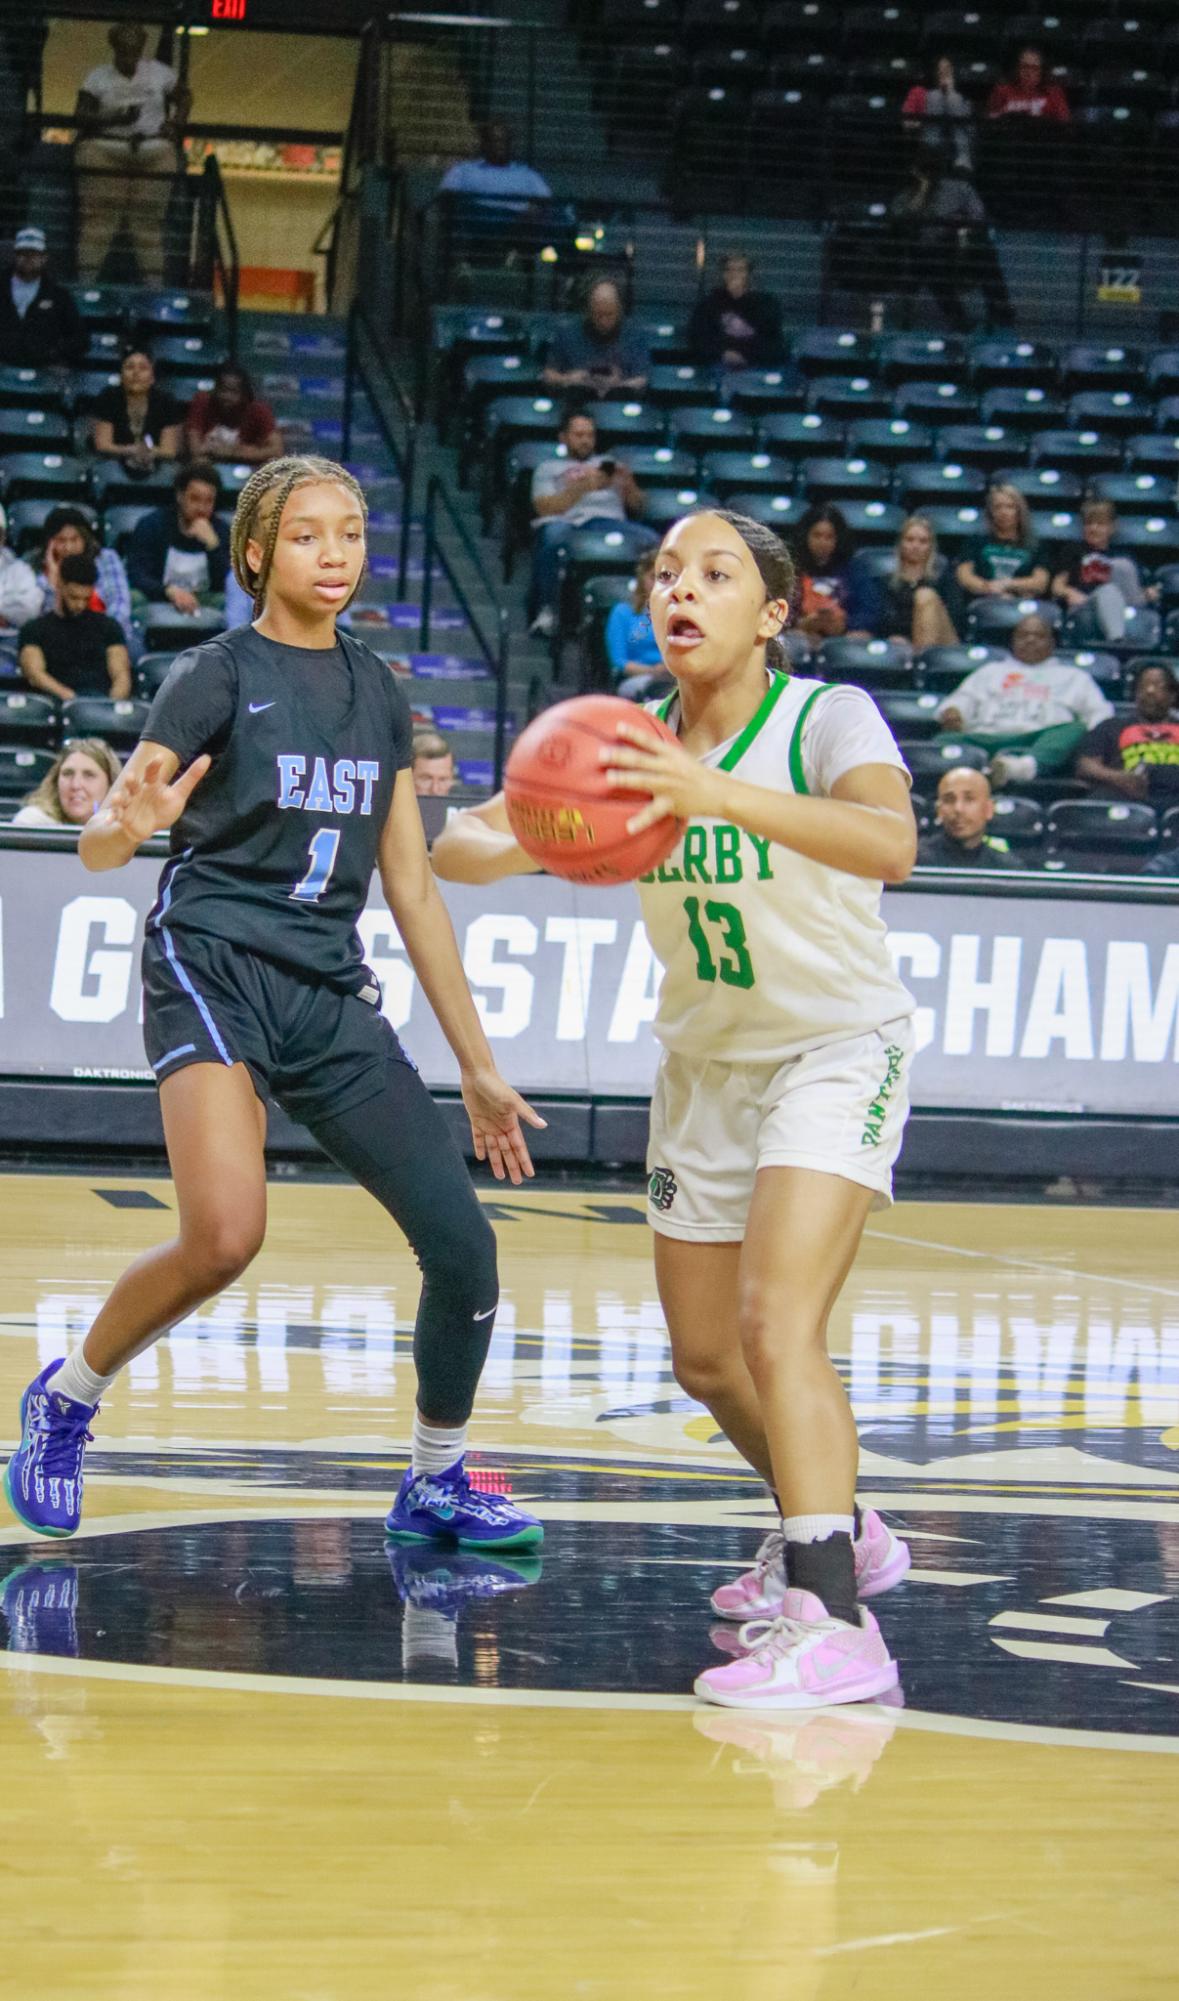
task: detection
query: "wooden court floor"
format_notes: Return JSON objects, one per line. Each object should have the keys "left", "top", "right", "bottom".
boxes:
{"left": 2, "top": 1171, "right": 1177, "bottom": 2000}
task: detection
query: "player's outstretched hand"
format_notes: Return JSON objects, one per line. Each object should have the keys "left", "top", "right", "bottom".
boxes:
{"left": 107, "top": 753, "right": 211, "bottom": 847}
{"left": 461, "top": 1066, "right": 547, "bottom": 1185}
{"left": 602, "top": 719, "right": 724, "bottom": 834}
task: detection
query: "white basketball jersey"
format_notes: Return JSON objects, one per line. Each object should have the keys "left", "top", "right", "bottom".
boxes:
{"left": 637, "top": 670, "right": 914, "bottom": 1061}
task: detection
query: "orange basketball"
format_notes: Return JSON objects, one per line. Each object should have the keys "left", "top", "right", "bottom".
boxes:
{"left": 504, "top": 694, "right": 686, "bottom": 885}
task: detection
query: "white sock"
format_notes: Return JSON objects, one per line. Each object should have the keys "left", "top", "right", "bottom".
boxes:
{"left": 49, "top": 1349, "right": 118, "bottom": 1408}
{"left": 411, "top": 1412, "right": 468, "bottom": 1477}
{"left": 781, "top": 1513, "right": 855, "bottom": 1544}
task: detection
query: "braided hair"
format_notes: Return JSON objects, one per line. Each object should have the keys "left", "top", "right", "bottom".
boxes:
{"left": 229, "top": 455, "right": 368, "bottom": 612}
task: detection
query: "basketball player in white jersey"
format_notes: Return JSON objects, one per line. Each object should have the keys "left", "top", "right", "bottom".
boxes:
{"left": 432, "top": 509, "right": 916, "bottom": 1708}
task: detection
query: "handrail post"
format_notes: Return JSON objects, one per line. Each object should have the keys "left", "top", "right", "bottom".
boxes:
{"left": 342, "top": 300, "right": 356, "bottom": 461}
{"left": 419, "top": 476, "right": 436, "bottom": 649}
{"left": 398, "top": 420, "right": 415, "bottom": 600}
{"left": 493, "top": 605, "right": 511, "bottom": 790}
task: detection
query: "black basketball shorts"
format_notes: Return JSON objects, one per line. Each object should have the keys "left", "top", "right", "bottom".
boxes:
{"left": 142, "top": 926, "right": 409, "bottom": 1124}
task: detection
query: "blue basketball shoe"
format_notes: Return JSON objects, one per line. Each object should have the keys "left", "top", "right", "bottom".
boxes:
{"left": 387, "top": 1544, "right": 543, "bottom": 1613}
{"left": 385, "top": 1460, "right": 544, "bottom": 1550}
{"left": 1, "top": 1562, "right": 80, "bottom": 1657}
{"left": 3, "top": 1360, "right": 97, "bottom": 1539}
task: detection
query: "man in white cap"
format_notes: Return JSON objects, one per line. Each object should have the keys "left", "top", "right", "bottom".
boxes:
{"left": 0, "top": 503, "right": 41, "bottom": 635}
{"left": 0, "top": 225, "right": 87, "bottom": 369}
{"left": 74, "top": 22, "right": 190, "bottom": 283}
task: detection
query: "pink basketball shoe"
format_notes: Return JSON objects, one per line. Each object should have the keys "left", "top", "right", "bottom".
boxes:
{"left": 694, "top": 1588, "right": 899, "bottom": 1710}
{"left": 709, "top": 1511, "right": 910, "bottom": 1621}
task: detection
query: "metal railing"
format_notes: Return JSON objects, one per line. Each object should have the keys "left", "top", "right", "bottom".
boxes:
{"left": 419, "top": 473, "right": 512, "bottom": 787}
{"left": 342, "top": 298, "right": 418, "bottom": 598}
{"left": 193, "top": 153, "right": 239, "bottom": 349}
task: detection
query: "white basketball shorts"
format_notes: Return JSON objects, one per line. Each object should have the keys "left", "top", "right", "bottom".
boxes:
{"left": 645, "top": 1017, "right": 914, "bottom": 1241}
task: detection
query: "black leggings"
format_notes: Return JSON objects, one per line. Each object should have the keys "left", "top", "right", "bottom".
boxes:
{"left": 307, "top": 1058, "right": 499, "bottom": 1427}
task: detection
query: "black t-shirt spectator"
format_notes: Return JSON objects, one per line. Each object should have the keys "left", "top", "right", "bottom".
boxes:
{"left": 92, "top": 383, "right": 184, "bottom": 448}
{"left": 1080, "top": 713, "right": 1179, "bottom": 800}
{"left": 0, "top": 273, "right": 87, "bottom": 369}
{"left": 127, "top": 505, "right": 229, "bottom": 601}
{"left": 917, "top": 828, "right": 1024, "bottom": 868}
{"left": 687, "top": 286, "right": 784, "bottom": 369}
{"left": 18, "top": 608, "right": 125, "bottom": 695}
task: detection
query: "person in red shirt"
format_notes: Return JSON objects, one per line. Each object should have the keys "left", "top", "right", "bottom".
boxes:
{"left": 987, "top": 47, "right": 1070, "bottom": 122}
{"left": 185, "top": 361, "right": 283, "bottom": 465}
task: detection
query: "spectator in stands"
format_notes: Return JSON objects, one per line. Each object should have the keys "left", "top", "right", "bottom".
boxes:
{"left": 875, "top": 514, "right": 962, "bottom": 649}
{"left": 1051, "top": 500, "right": 1157, "bottom": 642}
{"left": 936, "top": 609, "right": 1113, "bottom": 787}
{"left": 543, "top": 280, "right": 650, "bottom": 401}
{"left": 956, "top": 483, "right": 1050, "bottom": 602}
{"left": 73, "top": 21, "right": 189, "bottom": 284}
{"left": 687, "top": 252, "right": 784, "bottom": 373}
{"left": 606, "top": 551, "right": 670, "bottom": 701}
{"left": 185, "top": 362, "right": 283, "bottom": 466}
{"left": 791, "top": 503, "right": 876, "bottom": 649}
{"left": 19, "top": 554, "right": 132, "bottom": 701}
{"left": 127, "top": 461, "right": 227, "bottom": 613}
{"left": 529, "top": 407, "right": 653, "bottom": 636}
{"left": 412, "top": 727, "right": 458, "bottom": 798}
{"left": 889, "top": 150, "right": 1013, "bottom": 333}
{"left": 91, "top": 344, "right": 184, "bottom": 478}
{"left": 440, "top": 121, "right": 551, "bottom": 211}
{"left": 902, "top": 56, "right": 975, "bottom": 173}
{"left": 987, "top": 47, "right": 1070, "bottom": 123}
{"left": 0, "top": 226, "right": 86, "bottom": 370}
{"left": 10, "top": 737, "right": 121, "bottom": 829}
{"left": 36, "top": 506, "right": 134, "bottom": 649}
{"left": 1076, "top": 662, "right": 1179, "bottom": 806}
{"left": 0, "top": 502, "right": 41, "bottom": 633}
{"left": 917, "top": 766, "right": 1024, "bottom": 868}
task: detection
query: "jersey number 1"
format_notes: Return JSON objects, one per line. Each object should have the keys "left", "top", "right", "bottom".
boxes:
{"left": 683, "top": 896, "right": 755, "bottom": 989}
{"left": 291, "top": 828, "right": 341, "bottom": 903}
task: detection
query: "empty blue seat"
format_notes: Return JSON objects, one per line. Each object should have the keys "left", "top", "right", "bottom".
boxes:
{"left": 794, "top": 329, "right": 876, "bottom": 376}
{"left": 1089, "top": 471, "right": 1174, "bottom": 514}
{"left": 816, "top": 637, "right": 915, "bottom": 689}
{"left": 1068, "top": 390, "right": 1153, "bottom": 434}
{"left": 893, "top": 381, "right": 980, "bottom": 425}
{"left": 757, "top": 411, "right": 845, "bottom": 457}
{"left": 971, "top": 338, "right": 1058, "bottom": 389}
{"left": 895, "top": 461, "right": 987, "bottom": 510}
{"left": 845, "top": 417, "right": 933, "bottom": 464}
{"left": 1, "top": 454, "right": 90, "bottom": 502}
{"left": 1061, "top": 342, "right": 1146, "bottom": 392}
{"left": 966, "top": 596, "right": 1060, "bottom": 644}
{"left": 917, "top": 642, "right": 1011, "bottom": 692}
{"left": 1027, "top": 428, "right": 1123, "bottom": 475}
{"left": 61, "top": 697, "right": 151, "bottom": 751}
{"left": 807, "top": 376, "right": 892, "bottom": 421}
{"left": 935, "top": 424, "right": 1025, "bottom": 470}
{"left": 800, "top": 455, "right": 892, "bottom": 502}
{"left": 700, "top": 450, "right": 795, "bottom": 498}
{"left": 878, "top": 333, "right": 969, "bottom": 384}
{"left": 668, "top": 405, "right": 758, "bottom": 454}
{"left": 0, "top": 691, "right": 57, "bottom": 748}
{"left": 1046, "top": 798, "right": 1158, "bottom": 872}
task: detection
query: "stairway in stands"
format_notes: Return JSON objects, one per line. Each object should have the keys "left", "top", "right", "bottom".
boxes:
{"left": 237, "top": 309, "right": 539, "bottom": 789}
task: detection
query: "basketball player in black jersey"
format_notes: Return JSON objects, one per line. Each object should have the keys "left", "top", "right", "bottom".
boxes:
{"left": 4, "top": 455, "right": 545, "bottom": 1551}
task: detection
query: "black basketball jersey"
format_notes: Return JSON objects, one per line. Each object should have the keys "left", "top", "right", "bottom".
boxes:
{"left": 141, "top": 623, "right": 414, "bottom": 987}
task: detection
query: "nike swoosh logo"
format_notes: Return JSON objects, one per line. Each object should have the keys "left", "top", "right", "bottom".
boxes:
{"left": 248, "top": 700, "right": 275, "bottom": 714}
{"left": 473, "top": 1306, "right": 497, "bottom": 1321}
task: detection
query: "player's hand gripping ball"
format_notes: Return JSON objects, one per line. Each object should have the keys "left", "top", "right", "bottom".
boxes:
{"left": 505, "top": 695, "right": 686, "bottom": 884}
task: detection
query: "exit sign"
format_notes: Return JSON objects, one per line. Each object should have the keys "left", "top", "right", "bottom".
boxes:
{"left": 211, "top": 0, "right": 248, "bottom": 19}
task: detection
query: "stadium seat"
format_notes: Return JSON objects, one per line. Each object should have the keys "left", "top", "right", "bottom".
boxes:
{"left": 722, "top": 491, "right": 806, "bottom": 532}
{"left": 763, "top": 2, "right": 845, "bottom": 54}
{"left": 593, "top": 402, "right": 667, "bottom": 451}
{"left": 971, "top": 339, "right": 1058, "bottom": 390}
{"left": 1063, "top": 601, "right": 1164, "bottom": 653}
{"left": 599, "top": 0, "right": 679, "bottom": 38}
{"left": 1123, "top": 432, "right": 1179, "bottom": 477}
{"left": 1068, "top": 390, "right": 1153, "bottom": 435}
{"left": 641, "top": 485, "right": 720, "bottom": 529}
{"left": 1150, "top": 570, "right": 1179, "bottom": 612}
{"left": 816, "top": 637, "right": 915, "bottom": 690}
{"left": 895, "top": 462, "right": 987, "bottom": 510}
{"left": 680, "top": 0, "right": 760, "bottom": 44}
{"left": 807, "top": 376, "right": 892, "bottom": 421}
{"left": 794, "top": 330, "right": 876, "bottom": 378}
{"left": 990, "top": 793, "right": 1047, "bottom": 854}
{"left": 700, "top": 451, "right": 795, "bottom": 498}
{"left": 0, "top": 368, "right": 70, "bottom": 416}
{"left": 668, "top": 406, "right": 758, "bottom": 455}
{"left": 1050, "top": 647, "right": 1123, "bottom": 691}
{"left": 0, "top": 454, "right": 90, "bottom": 503}
{"left": 757, "top": 411, "right": 846, "bottom": 458}
{"left": 1027, "top": 428, "right": 1123, "bottom": 476}
{"left": 800, "top": 456, "right": 892, "bottom": 503}
{"left": 1107, "top": 518, "right": 1179, "bottom": 566}
{"left": 878, "top": 334, "right": 969, "bottom": 385}
{"left": 1061, "top": 343, "right": 1146, "bottom": 393}
{"left": 1145, "top": 350, "right": 1179, "bottom": 398}
{"left": 0, "top": 408, "right": 73, "bottom": 456}
{"left": 845, "top": 418, "right": 933, "bottom": 465}
{"left": 693, "top": 44, "right": 762, "bottom": 90}
{"left": 876, "top": 689, "right": 943, "bottom": 739}
{"left": 646, "top": 364, "right": 718, "bottom": 410}
{"left": 135, "top": 652, "right": 178, "bottom": 698}
{"left": 138, "top": 291, "right": 214, "bottom": 335}
{"left": 0, "top": 691, "right": 57, "bottom": 749}
{"left": 836, "top": 498, "right": 905, "bottom": 545}
{"left": 749, "top": 88, "right": 822, "bottom": 208}
{"left": 100, "top": 502, "right": 158, "bottom": 553}
{"left": 916, "top": 642, "right": 1011, "bottom": 694}
{"left": 1046, "top": 798, "right": 1159, "bottom": 872}
{"left": 618, "top": 445, "right": 697, "bottom": 489}
{"left": 0, "top": 746, "right": 54, "bottom": 805}
{"left": 967, "top": 597, "right": 1060, "bottom": 644}
{"left": 936, "top": 424, "right": 1024, "bottom": 471}
{"left": 728, "top": 369, "right": 807, "bottom": 416}
{"left": 980, "top": 388, "right": 1067, "bottom": 431}
{"left": 1004, "top": 467, "right": 1084, "bottom": 508}
{"left": 4, "top": 496, "right": 96, "bottom": 552}
{"left": 902, "top": 738, "right": 989, "bottom": 783}
{"left": 60, "top": 697, "right": 150, "bottom": 751}
{"left": 91, "top": 462, "right": 176, "bottom": 505}
{"left": 893, "top": 382, "right": 980, "bottom": 426}
{"left": 483, "top": 396, "right": 563, "bottom": 483}
{"left": 143, "top": 605, "right": 227, "bottom": 653}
